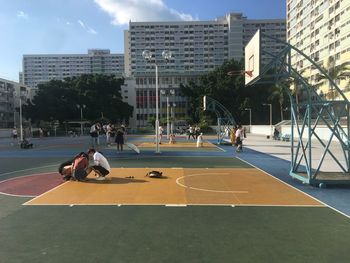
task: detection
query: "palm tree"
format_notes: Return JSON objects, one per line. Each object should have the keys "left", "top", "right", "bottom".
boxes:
{"left": 316, "top": 58, "right": 350, "bottom": 100}
{"left": 286, "top": 69, "right": 306, "bottom": 121}
{"left": 269, "top": 83, "right": 288, "bottom": 122}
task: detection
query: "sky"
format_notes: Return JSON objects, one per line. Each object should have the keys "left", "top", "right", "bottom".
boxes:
{"left": 0, "top": 0, "right": 286, "bottom": 82}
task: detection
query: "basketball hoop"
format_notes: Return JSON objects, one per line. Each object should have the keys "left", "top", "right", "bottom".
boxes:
{"left": 227, "top": 70, "right": 253, "bottom": 77}
{"left": 245, "top": 70, "right": 253, "bottom": 77}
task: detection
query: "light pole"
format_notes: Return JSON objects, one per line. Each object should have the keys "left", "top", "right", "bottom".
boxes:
{"left": 263, "top": 103, "right": 272, "bottom": 137}
{"left": 160, "top": 89, "right": 175, "bottom": 139}
{"left": 171, "top": 102, "right": 176, "bottom": 134}
{"left": 142, "top": 50, "right": 173, "bottom": 153}
{"left": 244, "top": 108, "right": 252, "bottom": 132}
{"left": 14, "top": 91, "right": 24, "bottom": 141}
{"left": 76, "top": 104, "right": 86, "bottom": 136}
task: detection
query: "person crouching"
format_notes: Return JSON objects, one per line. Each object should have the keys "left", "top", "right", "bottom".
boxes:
{"left": 87, "top": 148, "right": 111, "bottom": 181}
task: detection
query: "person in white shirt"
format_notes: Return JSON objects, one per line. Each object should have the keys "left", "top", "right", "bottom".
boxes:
{"left": 235, "top": 125, "right": 243, "bottom": 152}
{"left": 196, "top": 133, "right": 203, "bottom": 148}
{"left": 12, "top": 127, "right": 18, "bottom": 145}
{"left": 87, "top": 148, "right": 111, "bottom": 180}
{"left": 158, "top": 126, "right": 164, "bottom": 144}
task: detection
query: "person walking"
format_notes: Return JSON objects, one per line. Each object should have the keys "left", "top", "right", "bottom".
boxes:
{"left": 235, "top": 125, "right": 243, "bottom": 152}
{"left": 12, "top": 127, "right": 18, "bottom": 145}
{"left": 158, "top": 125, "right": 164, "bottom": 144}
{"left": 89, "top": 123, "right": 100, "bottom": 149}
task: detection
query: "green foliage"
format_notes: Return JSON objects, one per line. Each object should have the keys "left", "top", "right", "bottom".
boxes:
{"left": 180, "top": 58, "right": 282, "bottom": 125}
{"left": 23, "top": 74, "right": 133, "bottom": 123}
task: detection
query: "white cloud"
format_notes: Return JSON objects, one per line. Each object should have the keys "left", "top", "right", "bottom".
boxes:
{"left": 77, "top": 20, "right": 97, "bottom": 34}
{"left": 94, "top": 0, "right": 195, "bottom": 26}
{"left": 17, "top": 11, "right": 28, "bottom": 19}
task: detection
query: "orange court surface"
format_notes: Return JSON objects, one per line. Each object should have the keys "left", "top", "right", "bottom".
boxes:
{"left": 25, "top": 167, "right": 323, "bottom": 207}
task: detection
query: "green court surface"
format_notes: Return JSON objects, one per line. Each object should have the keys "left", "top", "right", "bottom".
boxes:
{"left": 0, "top": 205, "right": 349, "bottom": 263}
{"left": 1, "top": 137, "right": 350, "bottom": 262}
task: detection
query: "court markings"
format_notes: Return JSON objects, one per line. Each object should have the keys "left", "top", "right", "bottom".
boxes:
{"left": 176, "top": 173, "right": 248, "bottom": 194}
{"left": 236, "top": 156, "right": 350, "bottom": 219}
{"left": 22, "top": 181, "right": 69, "bottom": 206}
{"left": 0, "top": 164, "right": 59, "bottom": 178}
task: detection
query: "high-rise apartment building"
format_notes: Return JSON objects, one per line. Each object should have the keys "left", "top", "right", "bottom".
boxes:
{"left": 287, "top": 0, "right": 350, "bottom": 99}
{"left": 124, "top": 13, "right": 286, "bottom": 127}
{"left": 22, "top": 49, "right": 124, "bottom": 89}
{"left": 0, "top": 77, "right": 30, "bottom": 128}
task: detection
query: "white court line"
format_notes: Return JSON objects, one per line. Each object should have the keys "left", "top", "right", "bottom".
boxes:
{"left": 22, "top": 181, "right": 69, "bottom": 205}
{"left": 0, "top": 164, "right": 59, "bottom": 178}
{"left": 210, "top": 142, "right": 226, "bottom": 152}
{"left": 236, "top": 156, "right": 350, "bottom": 219}
{"left": 0, "top": 172, "right": 60, "bottom": 198}
{"left": 176, "top": 173, "right": 249, "bottom": 194}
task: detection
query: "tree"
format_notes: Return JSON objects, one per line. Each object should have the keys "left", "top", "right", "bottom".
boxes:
{"left": 268, "top": 83, "right": 289, "bottom": 122}
{"left": 180, "top": 58, "right": 278, "bottom": 125}
{"left": 23, "top": 74, "right": 133, "bottom": 124}
{"left": 316, "top": 59, "right": 350, "bottom": 100}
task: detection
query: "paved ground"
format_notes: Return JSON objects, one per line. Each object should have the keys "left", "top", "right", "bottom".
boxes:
{"left": 1, "top": 134, "right": 350, "bottom": 262}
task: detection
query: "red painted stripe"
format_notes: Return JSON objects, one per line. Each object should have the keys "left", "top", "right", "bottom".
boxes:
{"left": 0, "top": 173, "right": 64, "bottom": 196}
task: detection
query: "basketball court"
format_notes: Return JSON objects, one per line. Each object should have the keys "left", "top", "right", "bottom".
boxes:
{"left": 0, "top": 135, "right": 350, "bottom": 263}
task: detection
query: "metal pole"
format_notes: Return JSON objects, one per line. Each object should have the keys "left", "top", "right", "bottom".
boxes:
{"left": 80, "top": 107, "right": 83, "bottom": 136}
{"left": 249, "top": 109, "right": 252, "bottom": 132}
{"left": 270, "top": 104, "right": 272, "bottom": 137}
{"left": 166, "top": 95, "right": 169, "bottom": 139}
{"left": 19, "top": 96, "right": 23, "bottom": 141}
{"left": 171, "top": 105, "right": 174, "bottom": 134}
{"left": 155, "top": 64, "right": 160, "bottom": 153}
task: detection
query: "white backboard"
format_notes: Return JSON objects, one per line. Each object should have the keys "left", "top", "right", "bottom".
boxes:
{"left": 245, "top": 29, "right": 261, "bottom": 86}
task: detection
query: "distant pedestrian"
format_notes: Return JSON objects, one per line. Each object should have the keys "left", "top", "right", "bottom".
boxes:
{"left": 188, "top": 126, "right": 195, "bottom": 140}
{"left": 115, "top": 127, "right": 124, "bottom": 152}
{"left": 39, "top": 128, "right": 44, "bottom": 138}
{"left": 235, "top": 125, "right": 243, "bottom": 152}
{"left": 169, "top": 133, "right": 176, "bottom": 144}
{"left": 89, "top": 123, "right": 100, "bottom": 149}
{"left": 230, "top": 126, "right": 237, "bottom": 146}
{"left": 12, "top": 127, "right": 18, "bottom": 145}
{"left": 196, "top": 132, "right": 203, "bottom": 148}
{"left": 195, "top": 126, "right": 201, "bottom": 139}
{"left": 159, "top": 126, "right": 164, "bottom": 144}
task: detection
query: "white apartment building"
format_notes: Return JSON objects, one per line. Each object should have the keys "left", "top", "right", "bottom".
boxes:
{"left": 287, "top": 0, "right": 350, "bottom": 99}
{"left": 22, "top": 49, "right": 124, "bottom": 89}
{"left": 244, "top": 19, "right": 286, "bottom": 66}
{"left": 124, "top": 13, "right": 286, "bottom": 127}
{"left": 0, "top": 77, "right": 30, "bottom": 128}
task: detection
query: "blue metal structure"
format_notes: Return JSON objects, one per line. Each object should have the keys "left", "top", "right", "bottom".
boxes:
{"left": 250, "top": 32, "right": 350, "bottom": 186}
{"left": 203, "top": 96, "right": 237, "bottom": 144}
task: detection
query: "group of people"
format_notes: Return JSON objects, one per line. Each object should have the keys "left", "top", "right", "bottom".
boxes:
{"left": 230, "top": 125, "right": 246, "bottom": 152}
{"left": 187, "top": 125, "right": 201, "bottom": 140}
{"left": 90, "top": 123, "right": 126, "bottom": 151}
{"left": 58, "top": 148, "right": 111, "bottom": 182}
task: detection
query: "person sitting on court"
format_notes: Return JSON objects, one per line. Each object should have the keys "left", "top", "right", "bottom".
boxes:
{"left": 58, "top": 152, "right": 89, "bottom": 181}
{"left": 87, "top": 148, "right": 111, "bottom": 181}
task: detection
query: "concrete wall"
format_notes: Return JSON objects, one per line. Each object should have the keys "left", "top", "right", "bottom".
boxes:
{"left": 247, "top": 125, "right": 347, "bottom": 142}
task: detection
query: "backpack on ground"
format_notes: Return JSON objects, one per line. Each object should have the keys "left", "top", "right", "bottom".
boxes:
{"left": 146, "top": 170, "right": 163, "bottom": 178}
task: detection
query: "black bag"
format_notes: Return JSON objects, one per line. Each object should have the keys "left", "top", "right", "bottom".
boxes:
{"left": 146, "top": 171, "right": 163, "bottom": 178}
